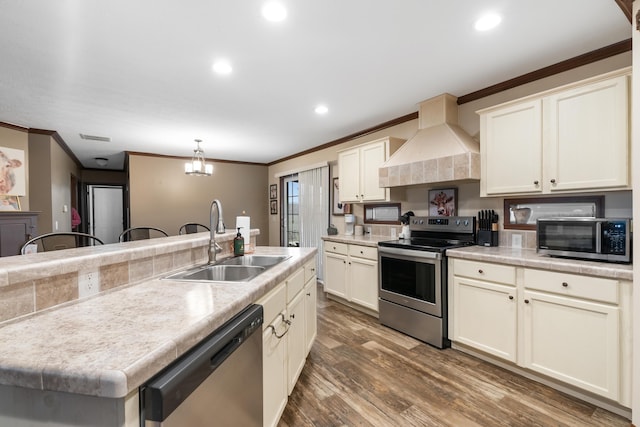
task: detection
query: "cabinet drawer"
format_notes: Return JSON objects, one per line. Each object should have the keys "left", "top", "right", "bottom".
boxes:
{"left": 348, "top": 244, "right": 377, "bottom": 260}
{"left": 257, "top": 282, "right": 286, "bottom": 327}
{"left": 286, "top": 268, "right": 305, "bottom": 303}
{"left": 304, "top": 260, "right": 317, "bottom": 283}
{"left": 524, "top": 269, "right": 618, "bottom": 304}
{"left": 325, "top": 241, "right": 348, "bottom": 255}
{"left": 453, "top": 259, "right": 516, "bottom": 285}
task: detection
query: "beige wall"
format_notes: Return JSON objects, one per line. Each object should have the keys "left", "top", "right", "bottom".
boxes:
{"left": 267, "top": 53, "right": 633, "bottom": 246}
{"left": 0, "top": 126, "right": 30, "bottom": 210}
{"left": 28, "top": 133, "right": 80, "bottom": 234}
{"left": 128, "top": 154, "right": 269, "bottom": 244}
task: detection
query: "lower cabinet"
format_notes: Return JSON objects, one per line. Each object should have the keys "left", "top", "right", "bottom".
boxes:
{"left": 450, "top": 258, "right": 630, "bottom": 407}
{"left": 257, "top": 257, "right": 317, "bottom": 427}
{"left": 323, "top": 241, "right": 379, "bottom": 313}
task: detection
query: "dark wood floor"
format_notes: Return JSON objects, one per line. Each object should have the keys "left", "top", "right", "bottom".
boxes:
{"left": 279, "top": 284, "right": 630, "bottom": 427}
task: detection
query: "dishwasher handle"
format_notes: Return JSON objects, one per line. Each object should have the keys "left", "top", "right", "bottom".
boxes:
{"left": 210, "top": 336, "right": 242, "bottom": 370}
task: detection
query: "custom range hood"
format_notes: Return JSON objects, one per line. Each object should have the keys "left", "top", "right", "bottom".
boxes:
{"left": 379, "top": 93, "right": 480, "bottom": 187}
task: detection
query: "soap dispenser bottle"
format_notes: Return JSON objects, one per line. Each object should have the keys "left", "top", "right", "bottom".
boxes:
{"left": 234, "top": 227, "right": 244, "bottom": 256}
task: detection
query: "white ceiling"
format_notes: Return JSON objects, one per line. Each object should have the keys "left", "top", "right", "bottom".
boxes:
{"left": 0, "top": 1, "right": 631, "bottom": 170}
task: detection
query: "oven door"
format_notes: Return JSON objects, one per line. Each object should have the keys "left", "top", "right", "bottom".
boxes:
{"left": 378, "top": 246, "right": 442, "bottom": 317}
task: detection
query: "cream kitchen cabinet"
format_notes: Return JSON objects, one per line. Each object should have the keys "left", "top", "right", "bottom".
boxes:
{"left": 323, "top": 241, "right": 379, "bottom": 314}
{"left": 257, "top": 258, "right": 317, "bottom": 427}
{"left": 479, "top": 68, "right": 630, "bottom": 197}
{"left": 522, "top": 269, "right": 621, "bottom": 401}
{"left": 448, "top": 256, "right": 632, "bottom": 407}
{"left": 451, "top": 259, "right": 517, "bottom": 362}
{"left": 337, "top": 137, "right": 404, "bottom": 203}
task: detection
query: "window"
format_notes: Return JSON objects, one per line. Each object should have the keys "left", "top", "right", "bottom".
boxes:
{"left": 283, "top": 175, "right": 299, "bottom": 247}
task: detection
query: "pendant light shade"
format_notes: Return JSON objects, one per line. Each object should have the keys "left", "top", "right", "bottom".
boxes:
{"left": 185, "top": 139, "right": 213, "bottom": 176}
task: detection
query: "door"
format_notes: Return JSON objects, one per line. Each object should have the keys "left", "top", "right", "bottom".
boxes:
{"left": 359, "top": 141, "right": 386, "bottom": 201}
{"left": 282, "top": 175, "right": 299, "bottom": 247}
{"left": 481, "top": 99, "right": 543, "bottom": 195}
{"left": 337, "top": 148, "right": 360, "bottom": 203}
{"left": 324, "top": 251, "right": 347, "bottom": 299}
{"left": 88, "top": 185, "right": 124, "bottom": 244}
{"left": 522, "top": 290, "right": 619, "bottom": 400}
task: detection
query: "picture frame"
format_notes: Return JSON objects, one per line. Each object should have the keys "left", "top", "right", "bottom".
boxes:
{"left": 332, "top": 177, "right": 351, "bottom": 215}
{"left": 269, "top": 184, "right": 277, "bottom": 200}
{"left": 0, "top": 146, "right": 26, "bottom": 196}
{"left": 0, "top": 195, "right": 21, "bottom": 211}
{"left": 428, "top": 188, "right": 457, "bottom": 217}
{"left": 270, "top": 199, "right": 278, "bottom": 215}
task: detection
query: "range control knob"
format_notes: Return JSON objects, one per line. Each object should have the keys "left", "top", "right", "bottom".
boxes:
{"left": 464, "top": 220, "right": 469, "bottom": 226}
{"left": 456, "top": 220, "right": 461, "bottom": 226}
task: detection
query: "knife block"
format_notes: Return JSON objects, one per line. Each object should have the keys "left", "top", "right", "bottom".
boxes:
{"left": 478, "top": 230, "right": 499, "bottom": 247}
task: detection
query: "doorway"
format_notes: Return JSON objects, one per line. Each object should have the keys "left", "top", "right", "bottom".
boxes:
{"left": 87, "top": 185, "right": 124, "bottom": 244}
{"left": 282, "top": 175, "right": 299, "bottom": 247}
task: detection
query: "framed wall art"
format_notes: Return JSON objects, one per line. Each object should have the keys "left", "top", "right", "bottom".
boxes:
{"left": 0, "top": 146, "right": 26, "bottom": 196}
{"left": 428, "top": 188, "right": 457, "bottom": 217}
{"left": 270, "top": 199, "right": 278, "bottom": 215}
{"left": 269, "top": 184, "right": 277, "bottom": 200}
{"left": 0, "top": 195, "right": 21, "bottom": 211}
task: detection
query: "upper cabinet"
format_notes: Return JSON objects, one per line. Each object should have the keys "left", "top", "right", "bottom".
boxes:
{"left": 338, "top": 137, "right": 405, "bottom": 203}
{"left": 478, "top": 68, "right": 630, "bottom": 197}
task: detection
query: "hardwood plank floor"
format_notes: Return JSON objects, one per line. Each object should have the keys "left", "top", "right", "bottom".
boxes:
{"left": 279, "top": 284, "right": 630, "bottom": 427}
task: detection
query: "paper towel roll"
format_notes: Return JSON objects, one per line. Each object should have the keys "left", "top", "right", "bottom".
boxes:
{"left": 235, "top": 216, "right": 250, "bottom": 239}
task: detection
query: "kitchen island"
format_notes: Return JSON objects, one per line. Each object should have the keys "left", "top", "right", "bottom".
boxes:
{"left": 0, "top": 231, "right": 316, "bottom": 426}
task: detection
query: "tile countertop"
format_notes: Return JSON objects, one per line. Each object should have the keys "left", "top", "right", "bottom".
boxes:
{"left": 447, "top": 246, "right": 632, "bottom": 281}
{"left": 322, "top": 234, "right": 392, "bottom": 247}
{"left": 0, "top": 246, "right": 316, "bottom": 399}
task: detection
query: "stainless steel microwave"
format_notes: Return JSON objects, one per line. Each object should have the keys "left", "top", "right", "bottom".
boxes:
{"left": 537, "top": 217, "right": 631, "bottom": 264}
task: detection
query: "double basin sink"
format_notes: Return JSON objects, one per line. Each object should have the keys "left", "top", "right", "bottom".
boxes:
{"left": 164, "top": 255, "right": 291, "bottom": 283}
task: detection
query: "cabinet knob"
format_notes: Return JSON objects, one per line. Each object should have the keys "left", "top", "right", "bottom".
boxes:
{"left": 533, "top": 180, "right": 539, "bottom": 185}
{"left": 524, "top": 299, "right": 530, "bottom": 304}
{"left": 508, "top": 295, "right": 514, "bottom": 300}
{"left": 360, "top": 250, "right": 364, "bottom": 254}
{"left": 343, "top": 260, "right": 346, "bottom": 264}
{"left": 550, "top": 179, "right": 556, "bottom": 184}
{"left": 562, "top": 282, "right": 568, "bottom": 287}
{"left": 290, "top": 313, "right": 295, "bottom": 319}
{"left": 306, "top": 292, "right": 311, "bottom": 296}
{"left": 478, "top": 269, "right": 484, "bottom": 274}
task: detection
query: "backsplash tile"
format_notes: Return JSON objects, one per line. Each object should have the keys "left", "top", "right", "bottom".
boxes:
{"left": 100, "top": 262, "right": 129, "bottom": 292}
{"left": 35, "top": 272, "right": 78, "bottom": 311}
{"left": 0, "top": 282, "right": 34, "bottom": 322}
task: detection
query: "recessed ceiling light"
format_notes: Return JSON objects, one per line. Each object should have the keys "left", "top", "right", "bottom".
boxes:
{"left": 212, "top": 59, "right": 233, "bottom": 75}
{"left": 262, "top": 1, "right": 287, "bottom": 22}
{"left": 474, "top": 13, "right": 501, "bottom": 31}
{"left": 315, "top": 105, "right": 328, "bottom": 115}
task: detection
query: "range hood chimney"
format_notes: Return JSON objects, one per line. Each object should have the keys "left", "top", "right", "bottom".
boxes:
{"left": 379, "top": 93, "right": 480, "bottom": 187}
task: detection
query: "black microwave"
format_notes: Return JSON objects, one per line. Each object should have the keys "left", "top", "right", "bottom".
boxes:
{"left": 537, "top": 217, "right": 631, "bottom": 264}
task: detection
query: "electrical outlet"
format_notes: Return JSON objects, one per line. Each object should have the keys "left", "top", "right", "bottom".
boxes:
{"left": 512, "top": 234, "right": 523, "bottom": 248}
{"left": 79, "top": 270, "right": 100, "bottom": 298}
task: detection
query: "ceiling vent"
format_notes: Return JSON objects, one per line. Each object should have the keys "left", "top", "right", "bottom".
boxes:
{"left": 79, "top": 133, "right": 111, "bottom": 142}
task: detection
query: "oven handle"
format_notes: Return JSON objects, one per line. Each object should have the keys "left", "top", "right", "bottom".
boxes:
{"left": 378, "top": 246, "right": 442, "bottom": 261}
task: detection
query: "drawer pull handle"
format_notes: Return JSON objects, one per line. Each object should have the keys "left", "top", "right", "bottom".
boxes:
{"left": 508, "top": 295, "right": 514, "bottom": 300}
{"left": 524, "top": 299, "right": 530, "bottom": 304}
{"left": 478, "top": 269, "right": 484, "bottom": 274}
{"left": 562, "top": 282, "right": 568, "bottom": 287}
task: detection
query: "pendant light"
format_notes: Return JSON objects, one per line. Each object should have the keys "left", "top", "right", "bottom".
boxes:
{"left": 185, "top": 139, "right": 213, "bottom": 176}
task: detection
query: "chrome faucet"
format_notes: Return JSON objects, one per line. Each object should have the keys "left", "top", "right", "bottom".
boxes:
{"left": 208, "top": 199, "right": 225, "bottom": 264}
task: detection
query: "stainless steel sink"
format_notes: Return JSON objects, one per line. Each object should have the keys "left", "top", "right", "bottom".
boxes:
{"left": 163, "top": 254, "right": 291, "bottom": 283}
{"left": 165, "top": 265, "right": 266, "bottom": 282}
{"left": 218, "top": 255, "right": 291, "bottom": 268}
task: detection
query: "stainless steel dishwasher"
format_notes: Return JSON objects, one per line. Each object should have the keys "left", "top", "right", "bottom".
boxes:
{"left": 140, "top": 304, "right": 263, "bottom": 427}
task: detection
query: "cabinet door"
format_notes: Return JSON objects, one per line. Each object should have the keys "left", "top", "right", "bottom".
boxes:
{"left": 452, "top": 277, "right": 517, "bottom": 362}
{"left": 522, "top": 290, "right": 620, "bottom": 400}
{"left": 359, "top": 141, "right": 387, "bottom": 201}
{"left": 324, "top": 252, "right": 348, "bottom": 299}
{"left": 304, "top": 279, "right": 317, "bottom": 355}
{"left": 348, "top": 257, "right": 378, "bottom": 312}
{"left": 263, "top": 316, "right": 288, "bottom": 427}
{"left": 481, "top": 99, "right": 543, "bottom": 196}
{"left": 337, "top": 148, "right": 361, "bottom": 203}
{"left": 545, "top": 75, "right": 629, "bottom": 192}
{"left": 286, "top": 290, "right": 306, "bottom": 395}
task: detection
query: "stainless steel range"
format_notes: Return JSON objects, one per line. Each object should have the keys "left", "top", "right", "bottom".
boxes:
{"left": 378, "top": 216, "right": 475, "bottom": 348}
